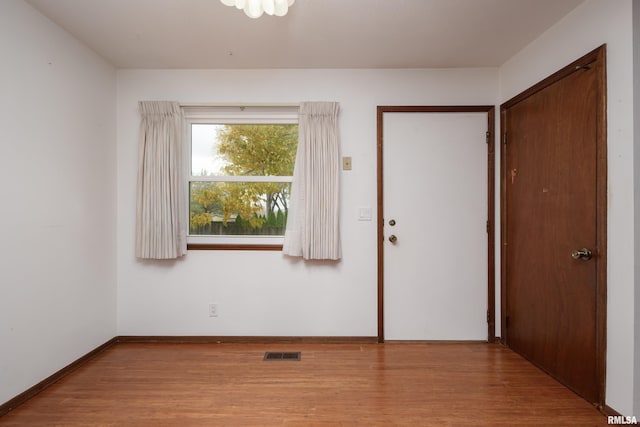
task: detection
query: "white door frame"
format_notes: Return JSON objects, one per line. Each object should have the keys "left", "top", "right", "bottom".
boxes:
{"left": 376, "top": 105, "right": 495, "bottom": 342}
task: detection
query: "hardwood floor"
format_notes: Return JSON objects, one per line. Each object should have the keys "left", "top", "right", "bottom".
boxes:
{"left": 0, "top": 343, "right": 607, "bottom": 426}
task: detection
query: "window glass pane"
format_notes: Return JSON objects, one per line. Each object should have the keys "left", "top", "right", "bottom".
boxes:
{"left": 191, "top": 123, "right": 298, "bottom": 177}
{"left": 191, "top": 124, "right": 226, "bottom": 176}
{"left": 189, "top": 182, "right": 291, "bottom": 236}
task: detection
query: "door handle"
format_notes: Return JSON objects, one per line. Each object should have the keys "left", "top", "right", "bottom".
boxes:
{"left": 389, "top": 235, "right": 398, "bottom": 244}
{"left": 571, "top": 248, "right": 592, "bottom": 261}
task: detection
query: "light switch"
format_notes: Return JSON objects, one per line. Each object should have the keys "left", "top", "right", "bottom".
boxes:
{"left": 358, "top": 207, "right": 372, "bottom": 221}
{"left": 342, "top": 156, "right": 352, "bottom": 170}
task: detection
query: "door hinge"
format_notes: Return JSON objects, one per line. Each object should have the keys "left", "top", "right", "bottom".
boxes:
{"left": 485, "top": 130, "right": 490, "bottom": 144}
{"left": 486, "top": 310, "right": 491, "bottom": 323}
{"left": 486, "top": 220, "right": 490, "bottom": 233}
{"left": 503, "top": 132, "right": 507, "bottom": 144}
{"left": 505, "top": 315, "right": 510, "bottom": 329}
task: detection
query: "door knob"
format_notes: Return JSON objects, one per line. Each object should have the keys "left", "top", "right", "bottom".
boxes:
{"left": 571, "top": 248, "right": 592, "bottom": 260}
{"left": 389, "top": 235, "right": 398, "bottom": 243}
{"left": 389, "top": 219, "right": 396, "bottom": 226}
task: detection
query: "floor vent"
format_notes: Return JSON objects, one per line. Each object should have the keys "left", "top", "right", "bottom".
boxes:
{"left": 263, "top": 352, "right": 301, "bottom": 361}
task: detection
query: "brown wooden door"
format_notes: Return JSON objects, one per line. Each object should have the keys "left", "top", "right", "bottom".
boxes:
{"left": 502, "top": 47, "right": 606, "bottom": 405}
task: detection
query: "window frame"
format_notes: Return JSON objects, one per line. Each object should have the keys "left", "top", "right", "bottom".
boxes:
{"left": 183, "top": 106, "right": 299, "bottom": 249}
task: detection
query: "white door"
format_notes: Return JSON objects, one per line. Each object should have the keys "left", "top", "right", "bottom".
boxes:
{"left": 383, "top": 111, "right": 488, "bottom": 341}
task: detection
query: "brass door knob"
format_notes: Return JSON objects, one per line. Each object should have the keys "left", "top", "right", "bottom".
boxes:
{"left": 571, "top": 248, "right": 592, "bottom": 260}
{"left": 389, "top": 235, "right": 398, "bottom": 243}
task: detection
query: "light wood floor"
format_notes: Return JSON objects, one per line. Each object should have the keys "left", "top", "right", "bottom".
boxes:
{"left": 0, "top": 343, "right": 607, "bottom": 426}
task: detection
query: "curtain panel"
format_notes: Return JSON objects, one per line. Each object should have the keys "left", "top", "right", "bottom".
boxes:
{"left": 283, "top": 102, "right": 341, "bottom": 260}
{"left": 135, "top": 101, "right": 187, "bottom": 259}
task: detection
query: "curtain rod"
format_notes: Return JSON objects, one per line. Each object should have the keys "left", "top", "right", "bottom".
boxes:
{"left": 180, "top": 102, "right": 300, "bottom": 108}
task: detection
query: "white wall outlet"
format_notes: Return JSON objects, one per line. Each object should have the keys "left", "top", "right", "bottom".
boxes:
{"left": 209, "top": 303, "right": 218, "bottom": 317}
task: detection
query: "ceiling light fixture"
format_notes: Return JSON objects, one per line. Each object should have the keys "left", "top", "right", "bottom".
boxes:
{"left": 220, "top": 0, "right": 295, "bottom": 19}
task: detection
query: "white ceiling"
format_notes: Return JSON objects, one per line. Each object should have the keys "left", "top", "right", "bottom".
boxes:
{"left": 25, "top": 0, "right": 584, "bottom": 69}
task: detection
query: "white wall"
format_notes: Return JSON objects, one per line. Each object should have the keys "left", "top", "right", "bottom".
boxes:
{"left": 499, "top": 0, "right": 635, "bottom": 415}
{"left": 0, "top": 0, "right": 117, "bottom": 405}
{"left": 116, "top": 68, "right": 499, "bottom": 336}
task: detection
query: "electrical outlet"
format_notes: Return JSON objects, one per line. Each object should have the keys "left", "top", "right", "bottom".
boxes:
{"left": 209, "top": 304, "right": 218, "bottom": 317}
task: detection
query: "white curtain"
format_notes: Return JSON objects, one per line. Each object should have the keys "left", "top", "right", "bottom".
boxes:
{"left": 135, "top": 101, "right": 187, "bottom": 259}
{"left": 283, "top": 102, "right": 341, "bottom": 260}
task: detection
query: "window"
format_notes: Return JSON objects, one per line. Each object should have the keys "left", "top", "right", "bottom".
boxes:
{"left": 184, "top": 106, "right": 298, "bottom": 247}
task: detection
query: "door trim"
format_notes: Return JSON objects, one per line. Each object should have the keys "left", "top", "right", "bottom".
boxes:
{"left": 377, "top": 105, "right": 496, "bottom": 343}
{"left": 500, "top": 45, "right": 607, "bottom": 407}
